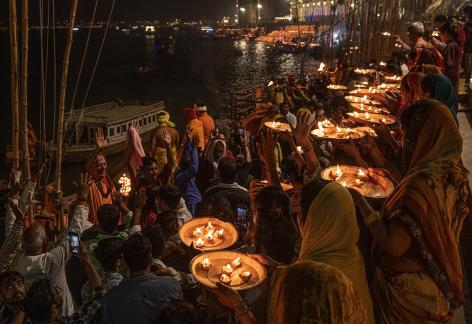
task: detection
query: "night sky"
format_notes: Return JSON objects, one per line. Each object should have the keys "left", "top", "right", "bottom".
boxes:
{"left": 0, "top": 0, "right": 234, "bottom": 22}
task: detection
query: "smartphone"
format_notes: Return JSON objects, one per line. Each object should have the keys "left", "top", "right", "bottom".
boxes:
{"left": 69, "top": 233, "right": 80, "bottom": 256}
{"left": 236, "top": 207, "right": 248, "bottom": 227}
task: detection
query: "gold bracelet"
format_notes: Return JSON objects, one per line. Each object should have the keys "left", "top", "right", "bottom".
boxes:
{"left": 364, "top": 211, "right": 380, "bottom": 227}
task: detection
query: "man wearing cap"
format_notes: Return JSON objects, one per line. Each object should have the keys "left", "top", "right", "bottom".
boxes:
{"left": 149, "top": 111, "right": 180, "bottom": 174}
{"left": 195, "top": 101, "right": 215, "bottom": 147}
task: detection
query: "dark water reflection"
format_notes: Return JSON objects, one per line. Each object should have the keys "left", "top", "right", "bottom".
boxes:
{"left": 0, "top": 30, "right": 319, "bottom": 192}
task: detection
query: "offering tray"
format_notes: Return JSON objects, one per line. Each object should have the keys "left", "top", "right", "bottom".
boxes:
{"left": 327, "top": 84, "right": 348, "bottom": 90}
{"left": 321, "top": 165, "right": 394, "bottom": 199}
{"left": 312, "top": 127, "right": 365, "bottom": 142}
{"left": 260, "top": 180, "right": 293, "bottom": 191}
{"left": 179, "top": 217, "right": 238, "bottom": 251}
{"left": 347, "top": 112, "right": 395, "bottom": 125}
{"left": 345, "top": 96, "right": 383, "bottom": 107}
{"left": 349, "top": 88, "right": 385, "bottom": 97}
{"left": 384, "top": 75, "right": 402, "bottom": 82}
{"left": 377, "top": 83, "right": 400, "bottom": 90}
{"left": 190, "top": 251, "right": 267, "bottom": 291}
{"left": 350, "top": 102, "right": 390, "bottom": 115}
{"left": 354, "top": 68, "right": 376, "bottom": 75}
{"left": 264, "top": 121, "right": 292, "bottom": 133}
{"left": 356, "top": 126, "right": 378, "bottom": 137}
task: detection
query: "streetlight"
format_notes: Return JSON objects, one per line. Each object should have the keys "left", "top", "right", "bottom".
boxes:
{"left": 240, "top": 7, "right": 246, "bottom": 12}
{"left": 257, "top": 3, "right": 262, "bottom": 8}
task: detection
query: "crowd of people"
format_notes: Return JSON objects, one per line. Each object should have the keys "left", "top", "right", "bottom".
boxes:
{"left": 1, "top": 8, "right": 472, "bottom": 324}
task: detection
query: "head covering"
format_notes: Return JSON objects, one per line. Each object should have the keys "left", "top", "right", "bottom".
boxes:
{"left": 206, "top": 139, "right": 226, "bottom": 171}
{"left": 156, "top": 111, "right": 175, "bottom": 127}
{"left": 183, "top": 107, "right": 197, "bottom": 122}
{"left": 385, "top": 100, "right": 471, "bottom": 309}
{"left": 399, "top": 72, "right": 424, "bottom": 116}
{"left": 432, "top": 75, "right": 457, "bottom": 123}
{"left": 298, "top": 182, "right": 374, "bottom": 323}
{"left": 194, "top": 104, "right": 207, "bottom": 112}
{"left": 268, "top": 261, "right": 367, "bottom": 324}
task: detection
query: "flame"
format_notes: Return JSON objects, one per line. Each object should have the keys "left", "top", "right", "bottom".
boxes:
{"left": 202, "top": 258, "right": 211, "bottom": 267}
{"left": 231, "top": 257, "right": 241, "bottom": 267}
{"left": 268, "top": 80, "right": 274, "bottom": 87}
{"left": 216, "top": 229, "right": 224, "bottom": 237}
{"left": 119, "top": 174, "right": 132, "bottom": 196}
{"left": 205, "top": 230, "right": 214, "bottom": 241}
{"left": 358, "top": 168, "right": 366, "bottom": 177}
{"left": 206, "top": 221, "right": 214, "bottom": 231}
{"left": 381, "top": 31, "right": 391, "bottom": 36}
{"left": 364, "top": 112, "right": 370, "bottom": 119}
{"left": 335, "top": 165, "right": 342, "bottom": 179}
{"left": 223, "top": 263, "right": 234, "bottom": 274}
{"left": 336, "top": 127, "right": 342, "bottom": 133}
{"left": 317, "top": 62, "right": 326, "bottom": 72}
{"left": 382, "top": 118, "right": 387, "bottom": 123}
{"left": 379, "top": 61, "right": 386, "bottom": 66}
{"left": 193, "top": 227, "right": 203, "bottom": 237}
{"left": 195, "top": 238, "right": 205, "bottom": 247}
{"left": 354, "top": 111, "right": 359, "bottom": 117}
{"left": 296, "top": 146, "right": 303, "bottom": 154}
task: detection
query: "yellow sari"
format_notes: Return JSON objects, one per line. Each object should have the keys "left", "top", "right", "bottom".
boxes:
{"left": 268, "top": 261, "right": 367, "bottom": 324}
{"left": 298, "top": 182, "right": 374, "bottom": 324}
{"left": 374, "top": 100, "right": 471, "bottom": 323}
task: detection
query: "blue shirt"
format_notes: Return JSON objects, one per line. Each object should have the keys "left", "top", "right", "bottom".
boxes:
{"left": 101, "top": 273, "right": 182, "bottom": 324}
{"left": 174, "top": 143, "right": 202, "bottom": 208}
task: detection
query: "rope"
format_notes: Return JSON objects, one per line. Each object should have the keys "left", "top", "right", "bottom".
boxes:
{"left": 80, "top": 0, "right": 116, "bottom": 108}
{"left": 65, "top": 0, "right": 116, "bottom": 147}
{"left": 39, "top": 0, "right": 45, "bottom": 166}
{"left": 69, "top": 0, "right": 100, "bottom": 110}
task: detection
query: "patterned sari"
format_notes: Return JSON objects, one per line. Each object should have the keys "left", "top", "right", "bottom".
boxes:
{"left": 373, "top": 100, "right": 471, "bottom": 323}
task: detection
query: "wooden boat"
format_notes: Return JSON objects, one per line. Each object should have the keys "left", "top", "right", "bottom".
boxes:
{"left": 52, "top": 101, "right": 164, "bottom": 164}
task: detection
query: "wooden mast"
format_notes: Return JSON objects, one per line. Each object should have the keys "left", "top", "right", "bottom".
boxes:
{"left": 20, "top": 0, "right": 30, "bottom": 182}
{"left": 9, "top": 0, "right": 20, "bottom": 171}
{"left": 54, "top": 0, "right": 79, "bottom": 230}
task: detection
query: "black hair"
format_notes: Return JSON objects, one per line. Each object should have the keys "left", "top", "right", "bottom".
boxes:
{"left": 440, "top": 22, "right": 459, "bottom": 42}
{"left": 300, "top": 178, "right": 329, "bottom": 220}
{"left": 122, "top": 234, "right": 152, "bottom": 272}
{"left": 142, "top": 157, "right": 158, "bottom": 168}
{"left": 217, "top": 157, "right": 237, "bottom": 183}
{"left": 97, "top": 204, "right": 120, "bottom": 233}
{"left": 157, "top": 210, "right": 179, "bottom": 237}
{"left": 465, "top": 6, "right": 472, "bottom": 14}
{"left": 159, "top": 185, "right": 181, "bottom": 210}
{"left": 420, "top": 75, "right": 437, "bottom": 97}
{"left": 0, "top": 271, "right": 23, "bottom": 290}
{"left": 433, "top": 15, "right": 448, "bottom": 23}
{"left": 94, "top": 237, "right": 124, "bottom": 271}
{"left": 142, "top": 225, "right": 166, "bottom": 259}
{"left": 24, "top": 278, "right": 54, "bottom": 322}
{"left": 252, "top": 186, "right": 296, "bottom": 264}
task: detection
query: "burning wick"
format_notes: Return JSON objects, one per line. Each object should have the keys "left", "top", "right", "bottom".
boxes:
{"left": 381, "top": 31, "right": 391, "bottom": 36}
{"left": 355, "top": 179, "right": 365, "bottom": 186}
{"left": 195, "top": 238, "right": 205, "bottom": 248}
{"left": 379, "top": 61, "right": 386, "bottom": 67}
{"left": 220, "top": 273, "right": 232, "bottom": 284}
{"left": 336, "top": 127, "right": 342, "bottom": 134}
{"left": 231, "top": 257, "right": 242, "bottom": 268}
{"left": 268, "top": 80, "right": 274, "bottom": 87}
{"left": 201, "top": 258, "right": 211, "bottom": 271}
{"left": 216, "top": 229, "right": 224, "bottom": 238}
{"left": 357, "top": 168, "right": 369, "bottom": 181}
{"left": 239, "top": 271, "right": 252, "bottom": 282}
{"left": 271, "top": 121, "right": 281, "bottom": 129}
{"left": 382, "top": 118, "right": 387, "bottom": 123}
{"left": 364, "top": 112, "right": 370, "bottom": 119}
{"left": 354, "top": 111, "right": 359, "bottom": 117}
{"left": 223, "top": 263, "right": 234, "bottom": 274}
{"left": 333, "top": 165, "right": 343, "bottom": 181}
{"left": 118, "top": 174, "right": 132, "bottom": 196}
{"left": 205, "top": 230, "right": 215, "bottom": 241}
{"left": 317, "top": 62, "right": 326, "bottom": 72}
{"left": 206, "top": 222, "right": 214, "bottom": 231}
{"left": 193, "top": 227, "right": 203, "bottom": 237}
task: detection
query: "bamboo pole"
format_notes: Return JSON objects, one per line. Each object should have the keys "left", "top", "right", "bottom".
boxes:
{"left": 54, "top": 0, "right": 79, "bottom": 230}
{"left": 9, "top": 0, "right": 20, "bottom": 171}
{"left": 20, "top": 0, "right": 30, "bottom": 183}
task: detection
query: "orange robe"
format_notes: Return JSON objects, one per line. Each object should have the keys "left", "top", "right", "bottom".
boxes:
{"left": 198, "top": 112, "right": 216, "bottom": 146}
{"left": 88, "top": 177, "right": 115, "bottom": 224}
{"left": 187, "top": 119, "right": 205, "bottom": 150}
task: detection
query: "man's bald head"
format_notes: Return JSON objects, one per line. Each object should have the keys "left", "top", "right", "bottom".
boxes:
{"left": 22, "top": 224, "right": 47, "bottom": 255}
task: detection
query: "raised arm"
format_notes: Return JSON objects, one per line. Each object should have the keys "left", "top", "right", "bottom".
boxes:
{"left": 0, "top": 199, "right": 25, "bottom": 272}
{"left": 256, "top": 129, "right": 281, "bottom": 189}
{"left": 292, "top": 113, "right": 319, "bottom": 180}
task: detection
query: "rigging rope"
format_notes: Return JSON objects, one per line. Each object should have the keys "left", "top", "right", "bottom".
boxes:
{"left": 69, "top": 0, "right": 100, "bottom": 111}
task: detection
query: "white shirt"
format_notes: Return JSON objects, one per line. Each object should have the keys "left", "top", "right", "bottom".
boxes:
{"left": 14, "top": 204, "right": 89, "bottom": 317}
{"left": 285, "top": 112, "right": 297, "bottom": 128}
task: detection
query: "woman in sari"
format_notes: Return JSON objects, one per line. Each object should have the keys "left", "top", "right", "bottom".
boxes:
{"left": 298, "top": 181, "right": 375, "bottom": 324}
{"left": 420, "top": 74, "right": 457, "bottom": 123}
{"left": 211, "top": 261, "right": 367, "bottom": 324}
{"left": 351, "top": 100, "right": 471, "bottom": 323}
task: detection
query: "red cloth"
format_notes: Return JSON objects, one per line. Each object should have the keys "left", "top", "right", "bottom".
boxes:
{"left": 184, "top": 107, "right": 198, "bottom": 121}
{"left": 128, "top": 127, "right": 145, "bottom": 170}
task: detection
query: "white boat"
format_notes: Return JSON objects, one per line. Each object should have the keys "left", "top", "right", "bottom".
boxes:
{"left": 58, "top": 101, "right": 164, "bottom": 163}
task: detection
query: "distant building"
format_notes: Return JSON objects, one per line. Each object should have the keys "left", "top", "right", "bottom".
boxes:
{"left": 289, "top": 1, "right": 345, "bottom": 24}
{"left": 237, "top": 0, "right": 290, "bottom": 25}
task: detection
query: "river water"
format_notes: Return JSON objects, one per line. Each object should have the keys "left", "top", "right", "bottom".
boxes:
{"left": 0, "top": 28, "right": 319, "bottom": 192}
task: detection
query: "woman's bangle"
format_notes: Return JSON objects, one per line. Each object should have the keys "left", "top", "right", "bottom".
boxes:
{"left": 364, "top": 211, "right": 380, "bottom": 227}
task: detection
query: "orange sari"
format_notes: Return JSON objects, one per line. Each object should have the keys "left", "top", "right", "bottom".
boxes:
{"left": 374, "top": 100, "right": 471, "bottom": 322}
